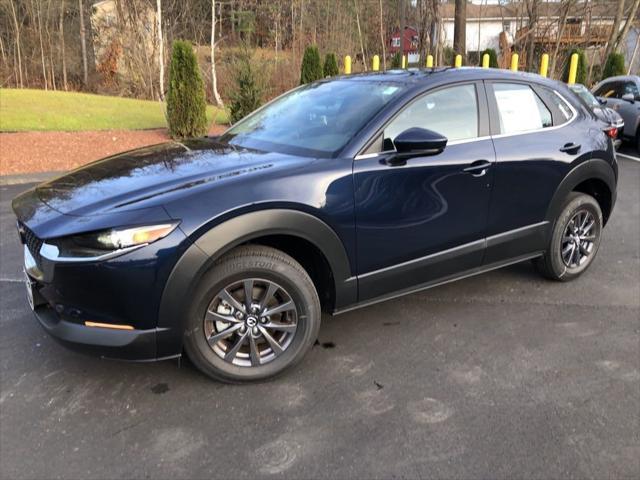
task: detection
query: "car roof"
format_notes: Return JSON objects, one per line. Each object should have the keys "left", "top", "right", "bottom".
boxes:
{"left": 328, "top": 67, "right": 568, "bottom": 91}
{"left": 595, "top": 75, "right": 640, "bottom": 84}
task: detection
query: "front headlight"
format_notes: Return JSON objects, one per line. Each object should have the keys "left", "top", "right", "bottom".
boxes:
{"left": 85, "top": 224, "right": 179, "bottom": 250}
{"left": 41, "top": 223, "right": 180, "bottom": 261}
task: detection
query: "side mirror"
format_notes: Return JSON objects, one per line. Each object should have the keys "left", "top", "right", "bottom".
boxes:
{"left": 621, "top": 93, "right": 635, "bottom": 103}
{"left": 597, "top": 97, "right": 607, "bottom": 105}
{"left": 393, "top": 127, "right": 447, "bottom": 157}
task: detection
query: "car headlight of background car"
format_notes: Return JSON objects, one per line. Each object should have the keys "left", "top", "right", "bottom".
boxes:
{"left": 40, "top": 223, "right": 179, "bottom": 262}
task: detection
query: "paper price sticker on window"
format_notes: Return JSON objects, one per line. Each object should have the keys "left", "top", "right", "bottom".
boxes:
{"left": 494, "top": 84, "right": 544, "bottom": 134}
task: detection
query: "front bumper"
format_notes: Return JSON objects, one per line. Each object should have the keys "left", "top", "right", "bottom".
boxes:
{"left": 32, "top": 305, "right": 165, "bottom": 361}
{"left": 16, "top": 219, "right": 190, "bottom": 361}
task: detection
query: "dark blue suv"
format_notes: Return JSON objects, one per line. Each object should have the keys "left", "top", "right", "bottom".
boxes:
{"left": 13, "top": 68, "right": 618, "bottom": 382}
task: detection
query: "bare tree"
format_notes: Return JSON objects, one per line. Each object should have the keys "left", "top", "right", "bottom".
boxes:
{"left": 523, "top": 0, "right": 538, "bottom": 71}
{"left": 550, "top": 0, "right": 576, "bottom": 77}
{"left": 9, "top": 0, "right": 24, "bottom": 87}
{"left": 59, "top": 0, "right": 68, "bottom": 90}
{"left": 453, "top": 0, "right": 466, "bottom": 57}
{"left": 378, "top": 0, "right": 386, "bottom": 70}
{"left": 613, "top": 0, "right": 640, "bottom": 55}
{"left": 34, "top": 0, "right": 48, "bottom": 89}
{"left": 628, "top": 34, "right": 640, "bottom": 74}
{"left": 78, "top": 0, "right": 88, "bottom": 86}
{"left": 211, "top": 0, "right": 223, "bottom": 107}
{"left": 603, "top": 0, "right": 626, "bottom": 64}
{"left": 156, "top": 0, "right": 164, "bottom": 100}
{"left": 354, "top": 0, "right": 366, "bottom": 70}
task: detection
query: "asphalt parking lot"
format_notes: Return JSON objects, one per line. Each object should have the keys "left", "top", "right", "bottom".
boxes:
{"left": 1, "top": 157, "right": 638, "bottom": 480}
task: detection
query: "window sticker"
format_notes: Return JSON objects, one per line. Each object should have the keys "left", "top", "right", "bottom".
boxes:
{"left": 494, "top": 86, "right": 543, "bottom": 133}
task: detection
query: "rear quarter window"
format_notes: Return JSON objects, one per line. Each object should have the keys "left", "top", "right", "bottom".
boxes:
{"left": 492, "top": 83, "right": 552, "bottom": 134}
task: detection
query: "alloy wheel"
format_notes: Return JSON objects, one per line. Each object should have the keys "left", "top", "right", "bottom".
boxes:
{"left": 561, "top": 209, "right": 597, "bottom": 268}
{"left": 203, "top": 278, "right": 298, "bottom": 367}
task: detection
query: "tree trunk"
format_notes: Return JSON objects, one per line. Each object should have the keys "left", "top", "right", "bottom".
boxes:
{"left": 156, "top": 0, "right": 164, "bottom": 100}
{"left": 628, "top": 34, "right": 640, "bottom": 74}
{"left": 354, "top": 0, "right": 367, "bottom": 70}
{"left": 477, "top": 0, "right": 483, "bottom": 63}
{"left": 603, "top": 0, "right": 626, "bottom": 63}
{"left": 613, "top": 0, "right": 640, "bottom": 54}
{"left": 550, "top": 1, "right": 574, "bottom": 78}
{"left": 46, "top": 0, "right": 57, "bottom": 90}
{"left": 59, "top": 0, "right": 68, "bottom": 90}
{"left": 79, "top": 0, "right": 88, "bottom": 87}
{"left": 9, "top": 0, "right": 23, "bottom": 88}
{"left": 35, "top": 0, "right": 48, "bottom": 90}
{"left": 524, "top": 0, "right": 538, "bottom": 72}
{"left": 211, "top": 0, "right": 224, "bottom": 107}
{"left": 453, "top": 0, "right": 466, "bottom": 57}
{"left": 379, "top": 0, "right": 386, "bottom": 70}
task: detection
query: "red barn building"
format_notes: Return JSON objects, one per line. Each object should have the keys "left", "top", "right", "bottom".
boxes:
{"left": 389, "top": 26, "right": 419, "bottom": 56}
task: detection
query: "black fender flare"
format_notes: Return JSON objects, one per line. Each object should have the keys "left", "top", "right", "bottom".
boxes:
{"left": 155, "top": 209, "right": 357, "bottom": 357}
{"left": 545, "top": 158, "right": 617, "bottom": 228}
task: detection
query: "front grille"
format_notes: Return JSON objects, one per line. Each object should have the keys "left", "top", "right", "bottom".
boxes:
{"left": 19, "top": 223, "right": 43, "bottom": 268}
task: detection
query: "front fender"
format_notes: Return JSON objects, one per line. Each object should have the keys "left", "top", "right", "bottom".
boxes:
{"left": 155, "top": 209, "right": 357, "bottom": 358}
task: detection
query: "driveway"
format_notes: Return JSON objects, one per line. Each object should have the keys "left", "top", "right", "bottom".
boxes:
{"left": 1, "top": 158, "right": 638, "bottom": 479}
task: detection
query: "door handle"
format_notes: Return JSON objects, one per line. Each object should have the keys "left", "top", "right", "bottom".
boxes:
{"left": 559, "top": 142, "right": 581, "bottom": 154}
{"left": 463, "top": 160, "right": 492, "bottom": 177}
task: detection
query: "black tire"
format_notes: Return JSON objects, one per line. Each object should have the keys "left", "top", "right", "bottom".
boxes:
{"left": 535, "top": 192, "right": 603, "bottom": 281}
{"left": 636, "top": 132, "right": 640, "bottom": 155}
{"left": 183, "top": 245, "right": 321, "bottom": 383}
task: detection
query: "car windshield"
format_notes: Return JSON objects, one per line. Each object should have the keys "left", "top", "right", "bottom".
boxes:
{"left": 569, "top": 84, "right": 600, "bottom": 108}
{"left": 220, "top": 80, "right": 406, "bottom": 157}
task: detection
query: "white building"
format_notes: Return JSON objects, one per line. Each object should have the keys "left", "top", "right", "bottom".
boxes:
{"left": 440, "top": 1, "right": 621, "bottom": 55}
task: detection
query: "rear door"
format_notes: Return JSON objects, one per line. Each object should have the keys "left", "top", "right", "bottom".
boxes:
{"left": 353, "top": 81, "right": 495, "bottom": 301}
{"left": 484, "top": 81, "right": 592, "bottom": 264}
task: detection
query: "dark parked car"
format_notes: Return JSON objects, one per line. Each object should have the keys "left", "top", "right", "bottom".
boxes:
{"left": 13, "top": 68, "right": 618, "bottom": 382}
{"left": 569, "top": 83, "right": 624, "bottom": 149}
{"left": 592, "top": 75, "right": 640, "bottom": 152}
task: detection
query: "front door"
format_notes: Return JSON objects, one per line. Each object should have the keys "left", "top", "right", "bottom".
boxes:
{"left": 353, "top": 82, "right": 495, "bottom": 301}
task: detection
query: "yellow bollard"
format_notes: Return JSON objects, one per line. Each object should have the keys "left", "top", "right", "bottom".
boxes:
{"left": 539, "top": 53, "right": 549, "bottom": 77}
{"left": 568, "top": 53, "right": 579, "bottom": 84}
{"left": 372, "top": 55, "right": 380, "bottom": 71}
{"left": 344, "top": 55, "right": 351, "bottom": 75}
{"left": 402, "top": 55, "right": 406, "bottom": 69}
{"left": 510, "top": 53, "right": 519, "bottom": 71}
{"left": 426, "top": 54, "right": 433, "bottom": 68}
{"left": 455, "top": 54, "right": 462, "bottom": 67}
{"left": 482, "top": 53, "right": 490, "bottom": 68}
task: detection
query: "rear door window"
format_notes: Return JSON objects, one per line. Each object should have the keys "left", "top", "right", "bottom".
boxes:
{"left": 492, "top": 83, "right": 552, "bottom": 134}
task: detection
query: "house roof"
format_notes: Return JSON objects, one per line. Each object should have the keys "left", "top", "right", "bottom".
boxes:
{"left": 440, "top": 1, "right": 623, "bottom": 21}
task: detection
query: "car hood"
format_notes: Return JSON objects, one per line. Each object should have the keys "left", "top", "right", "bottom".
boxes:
{"left": 30, "top": 138, "right": 297, "bottom": 217}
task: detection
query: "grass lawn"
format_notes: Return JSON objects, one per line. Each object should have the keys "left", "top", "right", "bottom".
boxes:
{"left": 0, "top": 88, "right": 228, "bottom": 132}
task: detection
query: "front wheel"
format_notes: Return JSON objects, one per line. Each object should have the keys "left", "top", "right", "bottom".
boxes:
{"left": 535, "top": 192, "right": 603, "bottom": 281}
{"left": 183, "top": 245, "right": 321, "bottom": 382}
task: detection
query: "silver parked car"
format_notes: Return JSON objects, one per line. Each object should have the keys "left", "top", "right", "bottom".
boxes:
{"left": 569, "top": 83, "right": 624, "bottom": 149}
{"left": 592, "top": 75, "right": 640, "bottom": 152}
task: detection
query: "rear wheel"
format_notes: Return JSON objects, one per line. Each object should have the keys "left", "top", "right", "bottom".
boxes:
{"left": 535, "top": 192, "right": 603, "bottom": 281}
{"left": 183, "top": 245, "right": 321, "bottom": 382}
